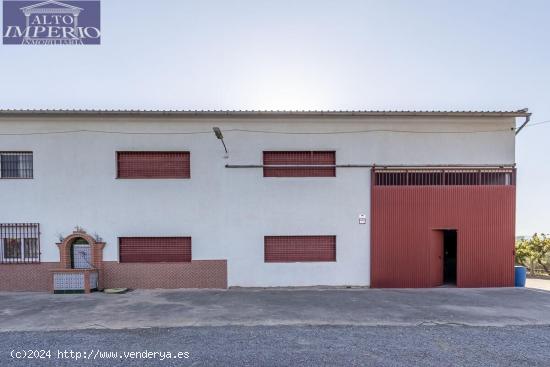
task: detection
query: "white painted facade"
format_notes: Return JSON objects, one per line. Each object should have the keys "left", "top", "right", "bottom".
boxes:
{"left": 0, "top": 113, "right": 517, "bottom": 287}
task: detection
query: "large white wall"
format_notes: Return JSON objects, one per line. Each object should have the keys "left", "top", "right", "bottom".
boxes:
{"left": 0, "top": 115, "right": 515, "bottom": 287}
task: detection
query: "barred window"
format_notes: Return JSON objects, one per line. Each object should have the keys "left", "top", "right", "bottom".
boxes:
{"left": 117, "top": 152, "right": 190, "bottom": 179}
{"left": 374, "top": 168, "right": 516, "bottom": 186}
{"left": 3, "top": 239, "right": 21, "bottom": 259}
{"left": 24, "top": 238, "right": 39, "bottom": 258}
{"left": 0, "top": 152, "right": 33, "bottom": 179}
{"left": 263, "top": 151, "right": 336, "bottom": 177}
{"left": 0, "top": 224, "right": 40, "bottom": 264}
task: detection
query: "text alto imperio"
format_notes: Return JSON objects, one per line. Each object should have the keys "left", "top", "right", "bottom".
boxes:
{"left": 3, "top": 14, "right": 100, "bottom": 40}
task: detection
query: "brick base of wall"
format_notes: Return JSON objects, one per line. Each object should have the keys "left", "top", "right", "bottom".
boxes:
{"left": 0, "top": 263, "right": 60, "bottom": 292}
{"left": 0, "top": 260, "right": 228, "bottom": 292}
{"left": 103, "top": 261, "right": 227, "bottom": 289}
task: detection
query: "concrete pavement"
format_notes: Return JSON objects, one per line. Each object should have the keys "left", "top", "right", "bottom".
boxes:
{"left": 1, "top": 285, "right": 550, "bottom": 332}
{"left": 526, "top": 278, "right": 550, "bottom": 291}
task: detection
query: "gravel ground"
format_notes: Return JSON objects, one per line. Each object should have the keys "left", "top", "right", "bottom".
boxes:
{"left": 2, "top": 325, "right": 550, "bottom": 366}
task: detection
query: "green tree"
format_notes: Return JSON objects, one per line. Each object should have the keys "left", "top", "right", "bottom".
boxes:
{"left": 515, "top": 240, "right": 531, "bottom": 267}
{"left": 515, "top": 233, "right": 550, "bottom": 274}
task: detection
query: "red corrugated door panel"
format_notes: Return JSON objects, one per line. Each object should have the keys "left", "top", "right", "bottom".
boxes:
{"left": 429, "top": 230, "right": 444, "bottom": 287}
{"left": 371, "top": 185, "right": 515, "bottom": 288}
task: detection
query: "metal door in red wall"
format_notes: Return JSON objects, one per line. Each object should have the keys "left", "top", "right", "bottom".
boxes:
{"left": 429, "top": 231, "right": 444, "bottom": 287}
{"left": 371, "top": 167, "right": 516, "bottom": 288}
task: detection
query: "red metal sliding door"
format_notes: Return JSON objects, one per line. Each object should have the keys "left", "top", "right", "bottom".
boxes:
{"left": 429, "top": 230, "right": 444, "bottom": 287}
{"left": 371, "top": 168, "right": 516, "bottom": 288}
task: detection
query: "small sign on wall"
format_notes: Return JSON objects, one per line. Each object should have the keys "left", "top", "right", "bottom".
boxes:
{"left": 359, "top": 214, "right": 367, "bottom": 224}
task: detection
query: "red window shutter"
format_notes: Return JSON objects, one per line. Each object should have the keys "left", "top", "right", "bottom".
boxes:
{"left": 119, "top": 237, "right": 192, "bottom": 263}
{"left": 117, "top": 152, "right": 190, "bottom": 179}
{"left": 264, "top": 236, "right": 336, "bottom": 262}
{"left": 263, "top": 151, "right": 336, "bottom": 177}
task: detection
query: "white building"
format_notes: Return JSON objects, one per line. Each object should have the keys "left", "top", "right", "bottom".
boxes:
{"left": 0, "top": 109, "right": 528, "bottom": 292}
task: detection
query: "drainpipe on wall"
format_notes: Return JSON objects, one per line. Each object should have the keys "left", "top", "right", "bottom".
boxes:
{"left": 515, "top": 110, "right": 532, "bottom": 135}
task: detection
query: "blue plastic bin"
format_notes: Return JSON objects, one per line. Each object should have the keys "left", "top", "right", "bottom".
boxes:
{"left": 514, "top": 266, "right": 527, "bottom": 287}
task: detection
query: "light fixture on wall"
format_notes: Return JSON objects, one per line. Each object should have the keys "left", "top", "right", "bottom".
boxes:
{"left": 212, "top": 127, "right": 229, "bottom": 158}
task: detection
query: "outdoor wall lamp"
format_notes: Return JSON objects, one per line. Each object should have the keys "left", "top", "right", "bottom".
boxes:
{"left": 212, "top": 127, "right": 228, "bottom": 156}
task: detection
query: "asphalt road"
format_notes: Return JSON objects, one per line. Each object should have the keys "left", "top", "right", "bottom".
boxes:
{"left": 2, "top": 325, "right": 550, "bottom": 367}
{"left": 3, "top": 287, "right": 550, "bottom": 332}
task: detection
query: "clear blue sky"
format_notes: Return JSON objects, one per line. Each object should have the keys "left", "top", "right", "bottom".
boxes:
{"left": 0, "top": 0, "right": 548, "bottom": 235}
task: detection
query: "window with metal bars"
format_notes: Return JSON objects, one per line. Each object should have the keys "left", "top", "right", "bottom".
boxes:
{"left": 118, "top": 237, "right": 192, "bottom": 263}
{"left": 0, "top": 223, "right": 40, "bottom": 264}
{"left": 116, "top": 152, "right": 190, "bottom": 179}
{"left": 374, "top": 168, "right": 516, "bottom": 186}
{"left": 263, "top": 151, "right": 336, "bottom": 177}
{"left": 264, "top": 236, "right": 336, "bottom": 262}
{"left": 0, "top": 152, "right": 33, "bottom": 179}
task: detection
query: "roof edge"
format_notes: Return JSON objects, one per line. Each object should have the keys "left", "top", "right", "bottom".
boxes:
{"left": 0, "top": 109, "right": 530, "bottom": 118}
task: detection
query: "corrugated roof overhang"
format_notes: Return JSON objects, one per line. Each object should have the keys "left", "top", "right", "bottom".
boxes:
{"left": 0, "top": 109, "right": 531, "bottom": 118}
